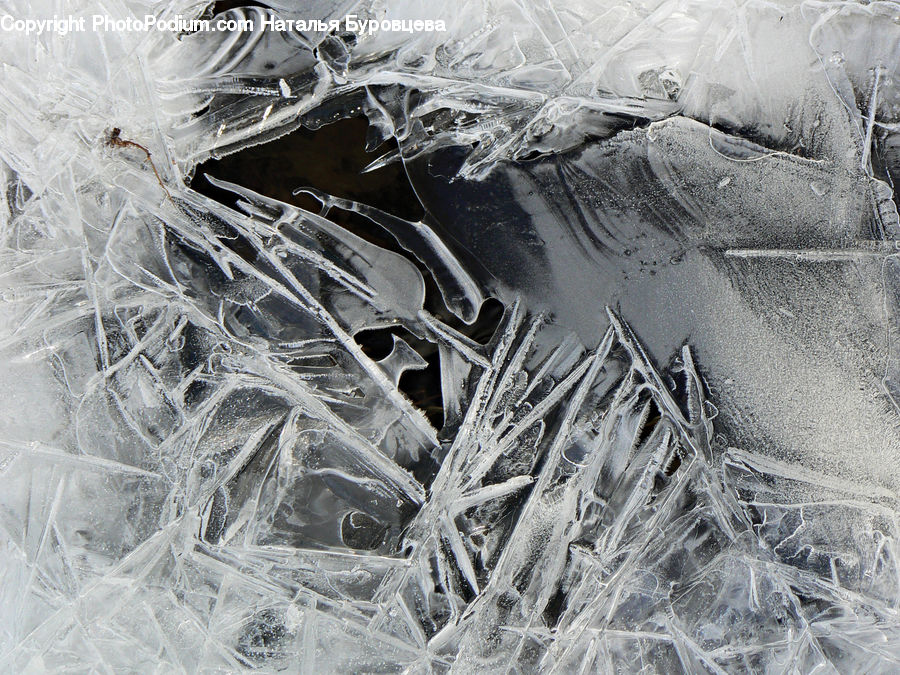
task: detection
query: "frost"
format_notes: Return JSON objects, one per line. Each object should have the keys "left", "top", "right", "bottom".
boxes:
{"left": 1, "top": 0, "right": 900, "bottom": 672}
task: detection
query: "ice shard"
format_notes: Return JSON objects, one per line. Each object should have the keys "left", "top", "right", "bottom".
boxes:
{"left": 1, "top": 0, "right": 899, "bottom": 672}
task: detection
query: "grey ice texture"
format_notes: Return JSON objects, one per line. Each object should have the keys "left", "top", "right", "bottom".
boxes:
{"left": 1, "top": 0, "right": 899, "bottom": 672}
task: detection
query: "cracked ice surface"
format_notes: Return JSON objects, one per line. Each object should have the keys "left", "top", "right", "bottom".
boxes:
{"left": 1, "top": 0, "right": 900, "bottom": 672}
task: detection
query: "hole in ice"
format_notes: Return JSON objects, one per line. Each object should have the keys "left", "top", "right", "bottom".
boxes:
{"left": 543, "top": 583, "right": 569, "bottom": 628}
{"left": 191, "top": 118, "right": 505, "bottom": 437}
{"left": 636, "top": 398, "right": 661, "bottom": 448}
{"left": 436, "top": 296, "right": 504, "bottom": 346}
{"left": 354, "top": 325, "right": 443, "bottom": 428}
{"left": 191, "top": 116, "right": 422, "bottom": 221}
{"left": 353, "top": 297, "right": 504, "bottom": 431}
{"left": 209, "top": 1, "right": 271, "bottom": 15}
{"left": 340, "top": 511, "right": 388, "bottom": 550}
{"left": 663, "top": 451, "right": 683, "bottom": 477}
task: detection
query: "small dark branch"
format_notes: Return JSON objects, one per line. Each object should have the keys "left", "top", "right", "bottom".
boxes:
{"left": 107, "top": 127, "right": 171, "bottom": 199}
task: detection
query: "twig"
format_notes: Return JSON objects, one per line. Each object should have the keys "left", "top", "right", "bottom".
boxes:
{"left": 107, "top": 127, "right": 172, "bottom": 199}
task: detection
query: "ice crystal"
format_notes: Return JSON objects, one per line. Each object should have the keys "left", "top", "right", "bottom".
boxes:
{"left": 1, "top": 0, "right": 899, "bottom": 672}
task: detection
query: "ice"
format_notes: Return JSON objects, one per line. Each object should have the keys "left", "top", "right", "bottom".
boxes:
{"left": 1, "top": 0, "right": 900, "bottom": 672}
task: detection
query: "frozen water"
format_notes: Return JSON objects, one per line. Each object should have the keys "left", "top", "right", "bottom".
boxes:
{"left": 1, "top": 0, "right": 900, "bottom": 672}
